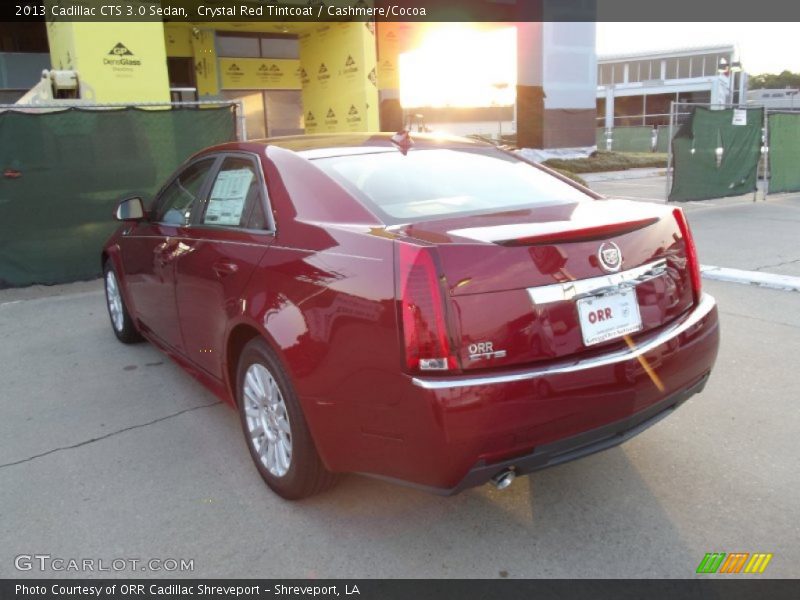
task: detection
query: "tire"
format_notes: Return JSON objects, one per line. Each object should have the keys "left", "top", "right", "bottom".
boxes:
{"left": 103, "top": 260, "right": 143, "bottom": 344}
{"left": 237, "top": 338, "right": 338, "bottom": 500}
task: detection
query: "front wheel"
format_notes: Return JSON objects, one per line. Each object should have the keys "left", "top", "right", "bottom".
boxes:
{"left": 103, "top": 261, "right": 143, "bottom": 344}
{"left": 237, "top": 338, "right": 338, "bottom": 499}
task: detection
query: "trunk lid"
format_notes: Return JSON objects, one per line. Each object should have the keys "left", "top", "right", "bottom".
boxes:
{"left": 394, "top": 199, "right": 695, "bottom": 371}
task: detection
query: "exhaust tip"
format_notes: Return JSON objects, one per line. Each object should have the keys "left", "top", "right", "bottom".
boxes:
{"left": 490, "top": 469, "right": 516, "bottom": 490}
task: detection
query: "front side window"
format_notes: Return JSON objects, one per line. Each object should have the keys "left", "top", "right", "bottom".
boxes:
{"left": 202, "top": 157, "right": 267, "bottom": 229}
{"left": 153, "top": 159, "right": 215, "bottom": 226}
{"left": 314, "top": 147, "right": 591, "bottom": 225}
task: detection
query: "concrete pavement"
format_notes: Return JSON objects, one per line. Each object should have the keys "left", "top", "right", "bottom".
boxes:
{"left": 1, "top": 176, "right": 798, "bottom": 578}
{"left": 591, "top": 176, "right": 800, "bottom": 278}
{"left": 0, "top": 277, "right": 797, "bottom": 578}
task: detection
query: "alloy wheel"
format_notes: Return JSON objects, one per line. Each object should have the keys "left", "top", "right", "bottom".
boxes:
{"left": 243, "top": 363, "right": 293, "bottom": 477}
{"left": 105, "top": 270, "right": 124, "bottom": 333}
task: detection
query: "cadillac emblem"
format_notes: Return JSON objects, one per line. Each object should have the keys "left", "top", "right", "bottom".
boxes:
{"left": 597, "top": 242, "right": 623, "bottom": 273}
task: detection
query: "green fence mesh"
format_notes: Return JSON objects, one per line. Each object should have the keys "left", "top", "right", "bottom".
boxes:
{"left": 655, "top": 125, "right": 672, "bottom": 153}
{"left": 0, "top": 106, "right": 236, "bottom": 287}
{"left": 669, "top": 107, "right": 763, "bottom": 202}
{"left": 767, "top": 112, "right": 800, "bottom": 194}
{"left": 610, "top": 126, "right": 653, "bottom": 153}
{"left": 596, "top": 127, "right": 608, "bottom": 149}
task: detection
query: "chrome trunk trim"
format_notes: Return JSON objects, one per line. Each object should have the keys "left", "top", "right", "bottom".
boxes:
{"left": 527, "top": 258, "right": 668, "bottom": 305}
{"left": 412, "top": 293, "right": 716, "bottom": 390}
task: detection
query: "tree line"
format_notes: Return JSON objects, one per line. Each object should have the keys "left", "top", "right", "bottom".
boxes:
{"left": 749, "top": 71, "right": 800, "bottom": 89}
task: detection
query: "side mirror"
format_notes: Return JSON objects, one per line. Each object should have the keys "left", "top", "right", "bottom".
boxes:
{"left": 115, "top": 196, "right": 145, "bottom": 222}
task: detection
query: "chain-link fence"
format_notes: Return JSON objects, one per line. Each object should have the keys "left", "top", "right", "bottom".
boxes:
{"left": 0, "top": 102, "right": 240, "bottom": 287}
{"left": 596, "top": 126, "right": 654, "bottom": 153}
{"left": 765, "top": 110, "right": 800, "bottom": 194}
{"left": 664, "top": 103, "right": 800, "bottom": 202}
{"left": 667, "top": 104, "right": 764, "bottom": 202}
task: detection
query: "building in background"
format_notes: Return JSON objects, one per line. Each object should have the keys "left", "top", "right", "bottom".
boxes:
{"left": 390, "top": 22, "right": 597, "bottom": 148}
{"left": 746, "top": 88, "right": 800, "bottom": 109}
{"left": 597, "top": 44, "right": 745, "bottom": 129}
{"left": 0, "top": 23, "right": 51, "bottom": 103}
{"left": 0, "top": 6, "right": 599, "bottom": 150}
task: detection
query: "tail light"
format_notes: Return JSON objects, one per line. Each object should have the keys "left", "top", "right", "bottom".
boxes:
{"left": 673, "top": 208, "right": 702, "bottom": 304}
{"left": 396, "top": 243, "right": 457, "bottom": 372}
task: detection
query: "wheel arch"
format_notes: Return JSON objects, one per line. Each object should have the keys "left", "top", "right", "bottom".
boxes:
{"left": 224, "top": 321, "right": 290, "bottom": 407}
{"left": 101, "top": 245, "right": 138, "bottom": 318}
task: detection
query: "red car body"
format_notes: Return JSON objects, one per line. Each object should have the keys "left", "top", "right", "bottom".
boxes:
{"left": 102, "top": 134, "right": 719, "bottom": 494}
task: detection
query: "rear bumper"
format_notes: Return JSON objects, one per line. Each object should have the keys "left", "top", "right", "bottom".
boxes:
{"left": 321, "top": 293, "right": 719, "bottom": 493}
{"left": 441, "top": 372, "right": 709, "bottom": 495}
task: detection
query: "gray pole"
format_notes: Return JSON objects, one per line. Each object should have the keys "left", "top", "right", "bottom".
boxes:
{"left": 665, "top": 100, "right": 675, "bottom": 203}
{"left": 763, "top": 107, "right": 770, "bottom": 200}
{"left": 236, "top": 100, "right": 248, "bottom": 141}
{"left": 642, "top": 95, "right": 646, "bottom": 126}
{"left": 498, "top": 104, "right": 503, "bottom": 142}
{"left": 753, "top": 107, "right": 760, "bottom": 203}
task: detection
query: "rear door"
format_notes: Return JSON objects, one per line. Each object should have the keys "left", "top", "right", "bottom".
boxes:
{"left": 173, "top": 153, "right": 274, "bottom": 379}
{"left": 119, "top": 157, "right": 217, "bottom": 351}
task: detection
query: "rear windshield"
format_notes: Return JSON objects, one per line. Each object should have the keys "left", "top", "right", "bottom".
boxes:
{"left": 312, "top": 147, "right": 591, "bottom": 224}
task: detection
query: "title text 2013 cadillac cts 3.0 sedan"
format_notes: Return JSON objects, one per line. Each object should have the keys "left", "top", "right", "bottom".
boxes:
{"left": 102, "top": 133, "right": 719, "bottom": 499}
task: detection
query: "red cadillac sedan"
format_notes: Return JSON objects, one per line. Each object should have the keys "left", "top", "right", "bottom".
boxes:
{"left": 102, "top": 133, "right": 719, "bottom": 499}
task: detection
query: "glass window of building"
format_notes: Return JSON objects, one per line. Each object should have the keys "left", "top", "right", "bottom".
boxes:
{"left": 690, "top": 56, "right": 703, "bottom": 77}
{"left": 650, "top": 60, "right": 662, "bottom": 80}
{"left": 628, "top": 60, "right": 652, "bottom": 82}
{"left": 612, "top": 63, "right": 625, "bottom": 84}
{"left": 599, "top": 64, "right": 613, "bottom": 86}
{"left": 217, "top": 33, "right": 299, "bottom": 59}
{"left": 640, "top": 61, "right": 650, "bottom": 81}
{"left": 260, "top": 36, "right": 299, "bottom": 59}
{"left": 665, "top": 58, "right": 679, "bottom": 79}
{"left": 265, "top": 91, "right": 304, "bottom": 136}
{"left": 217, "top": 35, "right": 261, "bottom": 58}
{"left": 678, "top": 57, "right": 691, "bottom": 79}
{"left": 0, "top": 22, "right": 49, "bottom": 52}
{"left": 703, "top": 55, "right": 717, "bottom": 76}
{"left": 628, "top": 61, "right": 639, "bottom": 82}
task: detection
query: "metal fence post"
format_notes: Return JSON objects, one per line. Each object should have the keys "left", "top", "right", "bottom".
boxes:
{"left": 665, "top": 101, "right": 675, "bottom": 203}
{"left": 234, "top": 100, "right": 247, "bottom": 141}
{"left": 763, "top": 107, "right": 770, "bottom": 200}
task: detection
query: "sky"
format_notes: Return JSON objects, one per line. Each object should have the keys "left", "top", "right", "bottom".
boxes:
{"left": 597, "top": 23, "right": 799, "bottom": 75}
{"left": 398, "top": 22, "right": 797, "bottom": 108}
{"left": 400, "top": 26, "right": 517, "bottom": 107}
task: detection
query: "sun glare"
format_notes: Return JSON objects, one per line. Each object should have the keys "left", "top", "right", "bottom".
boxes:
{"left": 399, "top": 25, "right": 517, "bottom": 109}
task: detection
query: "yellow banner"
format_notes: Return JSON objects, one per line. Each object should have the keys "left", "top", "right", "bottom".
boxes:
{"left": 219, "top": 58, "right": 301, "bottom": 91}
{"left": 164, "top": 24, "right": 193, "bottom": 58}
{"left": 300, "top": 22, "right": 379, "bottom": 133}
{"left": 191, "top": 28, "right": 219, "bottom": 97}
{"left": 46, "top": 21, "right": 170, "bottom": 103}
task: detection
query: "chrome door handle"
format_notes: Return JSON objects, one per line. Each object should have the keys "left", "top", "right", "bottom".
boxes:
{"left": 212, "top": 261, "right": 239, "bottom": 278}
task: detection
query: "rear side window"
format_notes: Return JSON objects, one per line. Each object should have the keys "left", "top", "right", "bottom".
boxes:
{"left": 202, "top": 157, "right": 267, "bottom": 230}
{"left": 313, "top": 148, "right": 591, "bottom": 224}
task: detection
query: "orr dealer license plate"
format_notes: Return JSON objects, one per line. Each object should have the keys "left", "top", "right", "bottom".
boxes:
{"left": 577, "top": 288, "right": 643, "bottom": 346}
